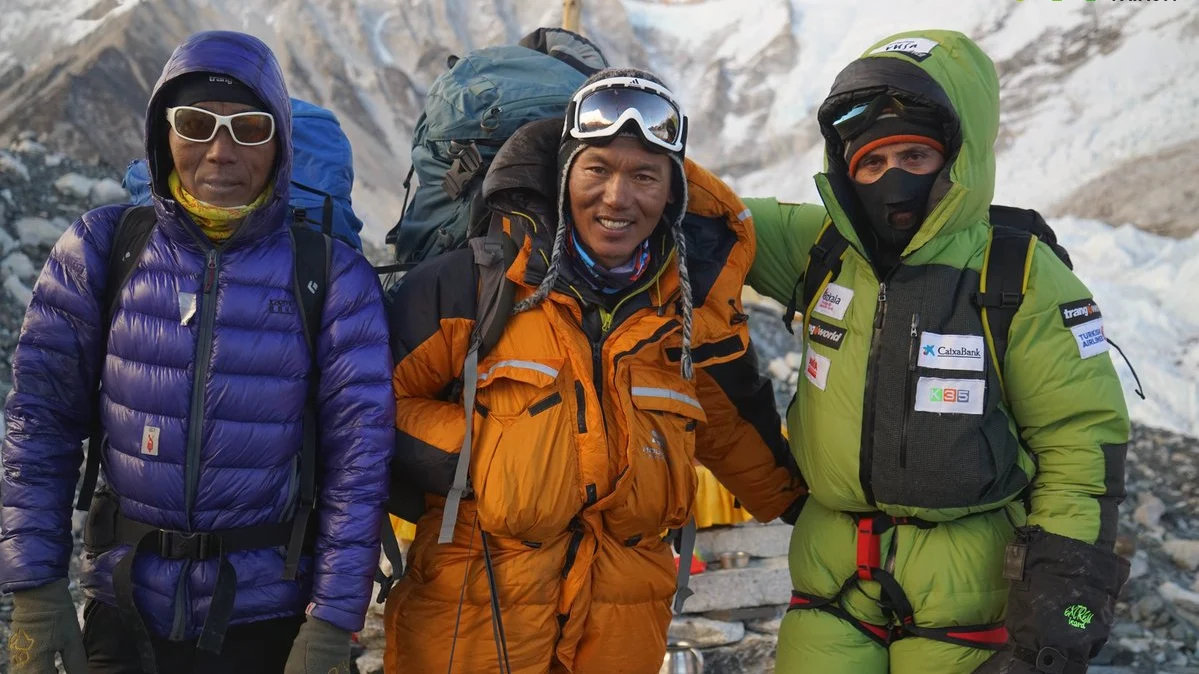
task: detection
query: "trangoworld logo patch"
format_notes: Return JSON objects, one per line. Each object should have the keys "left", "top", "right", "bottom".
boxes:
{"left": 8, "top": 628, "right": 35, "bottom": 665}
{"left": 807, "top": 317, "right": 847, "bottom": 349}
{"left": 1059, "top": 298, "right": 1102, "bottom": 328}
{"left": 1064, "top": 604, "right": 1094, "bottom": 629}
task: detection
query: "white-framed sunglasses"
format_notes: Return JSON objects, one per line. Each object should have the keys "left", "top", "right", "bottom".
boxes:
{"left": 166, "top": 106, "right": 276, "bottom": 146}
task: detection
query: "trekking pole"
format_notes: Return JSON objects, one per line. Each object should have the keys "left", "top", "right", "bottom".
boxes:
{"left": 481, "top": 530, "right": 513, "bottom": 673}
{"left": 563, "top": 0, "right": 581, "bottom": 32}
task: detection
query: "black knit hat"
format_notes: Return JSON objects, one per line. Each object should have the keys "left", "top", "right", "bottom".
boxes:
{"left": 165, "top": 71, "right": 265, "bottom": 110}
{"left": 843, "top": 111, "right": 945, "bottom": 177}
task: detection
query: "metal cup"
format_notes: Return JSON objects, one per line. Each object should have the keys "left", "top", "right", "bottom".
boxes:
{"left": 660, "top": 639, "right": 704, "bottom": 674}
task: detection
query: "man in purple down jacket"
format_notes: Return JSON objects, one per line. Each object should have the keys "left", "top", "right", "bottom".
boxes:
{"left": 0, "top": 31, "right": 394, "bottom": 674}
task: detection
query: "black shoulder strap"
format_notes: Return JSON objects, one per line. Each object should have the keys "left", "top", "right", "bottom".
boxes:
{"left": 282, "top": 225, "right": 332, "bottom": 579}
{"left": 471, "top": 216, "right": 519, "bottom": 359}
{"left": 976, "top": 226, "right": 1036, "bottom": 395}
{"left": 785, "top": 222, "right": 850, "bottom": 334}
{"left": 77, "top": 205, "right": 157, "bottom": 511}
{"left": 291, "top": 180, "right": 335, "bottom": 237}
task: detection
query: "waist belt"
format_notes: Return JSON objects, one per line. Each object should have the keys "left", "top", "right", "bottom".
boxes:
{"left": 110, "top": 513, "right": 310, "bottom": 673}
{"left": 787, "top": 512, "right": 1009, "bottom": 651}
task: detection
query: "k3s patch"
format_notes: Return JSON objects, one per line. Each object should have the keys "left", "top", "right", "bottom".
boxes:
{"left": 1060, "top": 298, "right": 1109, "bottom": 360}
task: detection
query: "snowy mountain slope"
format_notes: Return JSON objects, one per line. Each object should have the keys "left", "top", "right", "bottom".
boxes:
{"left": 625, "top": 0, "right": 1199, "bottom": 233}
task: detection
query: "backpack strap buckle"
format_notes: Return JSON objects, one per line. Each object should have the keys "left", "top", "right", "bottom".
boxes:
{"left": 442, "top": 141, "right": 484, "bottom": 200}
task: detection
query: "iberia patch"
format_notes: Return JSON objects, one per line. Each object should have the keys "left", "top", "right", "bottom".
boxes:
{"left": 813, "top": 283, "right": 854, "bottom": 321}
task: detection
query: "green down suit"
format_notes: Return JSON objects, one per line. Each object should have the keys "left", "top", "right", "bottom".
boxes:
{"left": 745, "top": 30, "right": 1130, "bottom": 673}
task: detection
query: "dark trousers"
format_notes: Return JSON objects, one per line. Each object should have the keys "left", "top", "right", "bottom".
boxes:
{"left": 82, "top": 599, "right": 303, "bottom": 674}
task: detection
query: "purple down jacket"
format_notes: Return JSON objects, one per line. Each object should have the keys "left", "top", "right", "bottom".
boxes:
{"left": 0, "top": 31, "right": 394, "bottom": 637}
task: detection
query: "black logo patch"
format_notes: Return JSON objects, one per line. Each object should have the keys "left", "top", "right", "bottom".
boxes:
{"left": 808, "top": 317, "right": 847, "bottom": 350}
{"left": 1059, "top": 298, "right": 1101, "bottom": 328}
{"left": 269, "top": 299, "right": 296, "bottom": 315}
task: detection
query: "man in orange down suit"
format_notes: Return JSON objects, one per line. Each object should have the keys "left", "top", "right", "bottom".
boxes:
{"left": 382, "top": 67, "right": 807, "bottom": 673}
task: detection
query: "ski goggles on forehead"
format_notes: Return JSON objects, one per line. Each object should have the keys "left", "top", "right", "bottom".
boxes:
{"left": 831, "top": 94, "right": 941, "bottom": 141}
{"left": 166, "top": 106, "right": 276, "bottom": 146}
{"left": 567, "top": 77, "right": 686, "bottom": 153}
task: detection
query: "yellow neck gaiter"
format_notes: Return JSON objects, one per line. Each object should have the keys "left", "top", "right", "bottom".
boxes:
{"left": 169, "top": 170, "right": 272, "bottom": 243}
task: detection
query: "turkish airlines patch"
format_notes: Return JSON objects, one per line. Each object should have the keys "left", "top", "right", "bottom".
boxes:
{"left": 813, "top": 283, "right": 854, "bottom": 321}
{"left": 805, "top": 346, "right": 831, "bottom": 391}
{"left": 914, "top": 377, "right": 985, "bottom": 416}
{"left": 1070, "top": 318, "right": 1109, "bottom": 360}
{"left": 870, "top": 37, "right": 940, "bottom": 62}
{"left": 807, "top": 317, "right": 847, "bottom": 350}
{"left": 1059, "top": 298, "right": 1102, "bottom": 328}
{"left": 917, "top": 332, "right": 986, "bottom": 372}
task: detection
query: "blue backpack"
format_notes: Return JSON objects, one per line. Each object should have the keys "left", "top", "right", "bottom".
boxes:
{"left": 122, "top": 97, "right": 364, "bottom": 251}
{"left": 384, "top": 29, "right": 607, "bottom": 268}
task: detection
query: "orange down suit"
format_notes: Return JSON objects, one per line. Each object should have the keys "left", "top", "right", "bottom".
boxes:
{"left": 384, "top": 121, "right": 803, "bottom": 673}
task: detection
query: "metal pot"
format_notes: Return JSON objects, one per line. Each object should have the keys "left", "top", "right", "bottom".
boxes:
{"left": 660, "top": 639, "right": 704, "bottom": 674}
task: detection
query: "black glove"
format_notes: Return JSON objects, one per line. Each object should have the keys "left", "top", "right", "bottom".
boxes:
{"left": 8, "top": 579, "right": 88, "bottom": 674}
{"left": 974, "top": 526, "right": 1130, "bottom": 674}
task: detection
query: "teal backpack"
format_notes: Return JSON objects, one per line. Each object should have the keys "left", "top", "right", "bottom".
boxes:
{"left": 382, "top": 28, "right": 607, "bottom": 270}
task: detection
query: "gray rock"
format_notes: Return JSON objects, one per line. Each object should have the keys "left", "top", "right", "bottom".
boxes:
{"left": 54, "top": 172, "right": 95, "bottom": 200}
{"left": 89, "top": 178, "right": 128, "bottom": 206}
{"left": 1127, "top": 550, "right": 1150, "bottom": 581}
{"left": 746, "top": 617, "right": 782, "bottom": 635}
{"left": 1160, "top": 582, "right": 1199, "bottom": 613}
{"left": 0, "top": 225, "right": 16, "bottom": 255}
{"left": 668, "top": 616, "right": 745, "bottom": 648}
{"left": 1164, "top": 540, "right": 1199, "bottom": 571}
{"left": 13, "top": 216, "right": 65, "bottom": 248}
{"left": 1, "top": 252, "right": 36, "bottom": 284}
{"left": 354, "top": 651, "right": 384, "bottom": 674}
{"left": 1134, "top": 492, "right": 1166, "bottom": 529}
{"left": 701, "top": 633, "right": 776, "bottom": 674}
{"left": 4, "top": 274, "right": 32, "bottom": 307}
{"left": 0, "top": 150, "right": 29, "bottom": 181}
{"left": 697, "top": 521, "right": 791, "bottom": 562}
{"left": 682, "top": 558, "right": 791, "bottom": 614}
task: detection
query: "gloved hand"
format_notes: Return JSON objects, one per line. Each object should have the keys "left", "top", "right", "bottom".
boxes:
{"left": 284, "top": 616, "right": 353, "bottom": 674}
{"left": 973, "top": 526, "right": 1130, "bottom": 674}
{"left": 7, "top": 578, "right": 88, "bottom": 674}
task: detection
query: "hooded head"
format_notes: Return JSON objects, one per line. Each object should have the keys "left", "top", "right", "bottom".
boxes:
{"left": 816, "top": 30, "right": 1000, "bottom": 264}
{"left": 145, "top": 31, "right": 293, "bottom": 245}
{"left": 514, "top": 66, "right": 697, "bottom": 378}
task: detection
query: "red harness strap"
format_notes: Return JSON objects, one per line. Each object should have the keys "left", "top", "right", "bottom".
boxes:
{"left": 787, "top": 513, "right": 1009, "bottom": 651}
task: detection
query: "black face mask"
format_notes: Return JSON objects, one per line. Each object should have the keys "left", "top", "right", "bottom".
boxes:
{"left": 850, "top": 167, "right": 939, "bottom": 254}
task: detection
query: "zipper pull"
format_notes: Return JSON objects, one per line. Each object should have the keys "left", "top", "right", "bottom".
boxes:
{"left": 908, "top": 313, "right": 921, "bottom": 371}
{"left": 203, "top": 251, "right": 217, "bottom": 294}
{"left": 874, "top": 283, "right": 887, "bottom": 329}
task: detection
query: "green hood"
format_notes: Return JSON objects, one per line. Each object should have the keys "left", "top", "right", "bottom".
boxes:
{"left": 814, "top": 29, "right": 999, "bottom": 258}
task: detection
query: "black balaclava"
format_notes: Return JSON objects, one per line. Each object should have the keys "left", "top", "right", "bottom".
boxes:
{"left": 164, "top": 71, "right": 265, "bottom": 110}
{"left": 842, "top": 108, "right": 945, "bottom": 272}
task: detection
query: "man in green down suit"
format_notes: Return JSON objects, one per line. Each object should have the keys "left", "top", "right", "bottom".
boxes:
{"left": 745, "top": 29, "right": 1131, "bottom": 674}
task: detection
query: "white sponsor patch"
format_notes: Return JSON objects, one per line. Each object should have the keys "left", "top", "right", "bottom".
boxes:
{"left": 140, "top": 425, "right": 161, "bottom": 456}
{"left": 1070, "top": 318, "right": 1109, "bottom": 360}
{"left": 178, "top": 291, "right": 197, "bottom": 326}
{"left": 870, "top": 37, "right": 940, "bottom": 60}
{"left": 914, "top": 377, "right": 985, "bottom": 416}
{"left": 917, "top": 332, "right": 987, "bottom": 372}
{"left": 805, "top": 346, "right": 831, "bottom": 391}
{"left": 813, "top": 283, "right": 854, "bottom": 321}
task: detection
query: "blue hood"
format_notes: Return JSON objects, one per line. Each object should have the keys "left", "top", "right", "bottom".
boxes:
{"left": 145, "top": 30, "right": 293, "bottom": 247}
